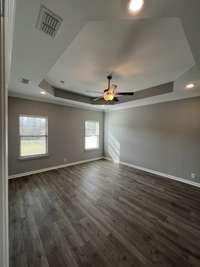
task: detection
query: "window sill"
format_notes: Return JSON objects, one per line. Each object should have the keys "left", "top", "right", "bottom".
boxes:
{"left": 18, "top": 154, "right": 49, "bottom": 161}
{"left": 84, "top": 148, "right": 100, "bottom": 151}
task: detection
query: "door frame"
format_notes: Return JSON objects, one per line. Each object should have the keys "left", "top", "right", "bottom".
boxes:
{"left": 0, "top": 1, "right": 15, "bottom": 266}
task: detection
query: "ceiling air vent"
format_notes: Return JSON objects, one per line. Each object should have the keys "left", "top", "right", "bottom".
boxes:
{"left": 36, "top": 5, "right": 62, "bottom": 38}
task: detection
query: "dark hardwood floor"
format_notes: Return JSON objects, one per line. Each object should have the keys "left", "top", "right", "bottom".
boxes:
{"left": 9, "top": 160, "right": 200, "bottom": 267}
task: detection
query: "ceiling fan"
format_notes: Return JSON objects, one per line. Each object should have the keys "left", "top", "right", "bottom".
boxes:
{"left": 92, "top": 75, "right": 134, "bottom": 103}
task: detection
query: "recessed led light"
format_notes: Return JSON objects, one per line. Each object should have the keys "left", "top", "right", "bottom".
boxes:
{"left": 186, "top": 83, "right": 195, "bottom": 89}
{"left": 40, "top": 90, "right": 46, "bottom": 95}
{"left": 129, "top": 0, "right": 144, "bottom": 13}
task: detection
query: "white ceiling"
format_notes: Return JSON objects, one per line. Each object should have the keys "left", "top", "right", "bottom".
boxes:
{"left": 9, "top": 0, "right": 200, "bottom": 110}
{"left": 46, "top": 18, "right": 194, "bottom": 95}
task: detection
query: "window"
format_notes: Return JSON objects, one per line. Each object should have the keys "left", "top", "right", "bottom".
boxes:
{"left": 85, "top": 121, "right": 99, "bottom": 150}
{"left": 19, "top": 115, "right": 48, "bottom": 158}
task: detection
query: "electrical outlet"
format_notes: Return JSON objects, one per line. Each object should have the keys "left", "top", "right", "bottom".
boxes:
{"left": 64, "top": 158, "right": 67, "bottom": 162}
{"left": 191, "top": 173, "right": 196, "bottom": 179}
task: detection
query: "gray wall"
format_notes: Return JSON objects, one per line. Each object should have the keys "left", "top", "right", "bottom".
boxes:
{"left": 104, "top": 97, "right": 200, "bottom": 181}
{"left": 8, "top": 97, "right": 104, "bottom": 175}
{"left": 9, "top": 96, "right": 200, "bottom": 182}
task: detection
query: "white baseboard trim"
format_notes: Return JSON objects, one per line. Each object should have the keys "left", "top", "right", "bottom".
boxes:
{"left": 104, "top": 157, "right": 200, "bottom": 188}
{"left": 9, "top": 157, "right": 103, "bottom": 179}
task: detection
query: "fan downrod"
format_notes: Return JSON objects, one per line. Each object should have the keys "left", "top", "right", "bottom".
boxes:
{"left": 107, "top": 75, "right": 112, "bottom": 81}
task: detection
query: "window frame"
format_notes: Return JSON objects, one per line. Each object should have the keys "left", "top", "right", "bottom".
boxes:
{"left": 19, "top": 114, "right": 49, "bottom": 160}
{"left": 84, "top": 120, "right": 100, "bottom": 151}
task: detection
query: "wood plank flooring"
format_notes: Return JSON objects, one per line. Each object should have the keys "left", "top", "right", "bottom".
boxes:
{"left": 9, "top": 159, "right": 200, "bottom": 267}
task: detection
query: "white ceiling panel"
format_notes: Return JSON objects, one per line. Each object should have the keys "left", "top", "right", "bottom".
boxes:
{"left": 46, "top": 18, "right": 194, "bottom": 95}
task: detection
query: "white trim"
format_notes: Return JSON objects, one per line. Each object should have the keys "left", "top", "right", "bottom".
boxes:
{"left": 0, "top": 14, "right": 9, "bottom": 267}
{"left": 104, "top": 157, "right": 200, "bottom": 188}
{"left": 0, "top": 1, "right": 15, "bottom": 267}
{"left": 9, "top": 157, "right": 103, "bottom": 179}
{"left": 19, "top": 153, "right": 49, "bottom": 161}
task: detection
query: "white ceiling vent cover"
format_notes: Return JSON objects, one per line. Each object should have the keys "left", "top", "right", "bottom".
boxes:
{"left": 36, "top": 5, "right": 62, "bottom": 38}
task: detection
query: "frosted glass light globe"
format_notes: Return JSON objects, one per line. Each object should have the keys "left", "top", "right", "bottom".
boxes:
{"left": 129, "top": 0, "right": 144, "bottom": 13}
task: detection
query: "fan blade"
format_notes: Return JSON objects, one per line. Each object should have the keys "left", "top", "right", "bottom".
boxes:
{"left": 86, "top": 90, "right": 101, "bottom": 94}
{"left": 113, "top": 97, "right": 119, "bottom": 102}
{"left": 86, "top": 90, "right": 102, "bottom": 96}
{"left": 116, "top": 92, "right": 134, "bottom": 96}
{"left": 93, "top": 97, "right": 104, "bottom": 102}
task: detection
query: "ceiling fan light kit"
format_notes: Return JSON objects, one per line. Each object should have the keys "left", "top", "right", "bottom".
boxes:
{"left": 104, "top": 91, "right": 114, "bottom": 101}
{"left": 129, "top": 0, "right": 144, "bottom": 13}
{"left": 93, "top": 75, "right": 134, "bottom": 104}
